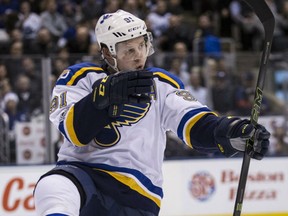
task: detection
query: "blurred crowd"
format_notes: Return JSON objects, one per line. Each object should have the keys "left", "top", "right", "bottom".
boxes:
{"left": 0, "top": 0, "right": 288, "bottom": 162}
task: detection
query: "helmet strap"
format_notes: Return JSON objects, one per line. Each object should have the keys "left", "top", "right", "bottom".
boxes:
{"left": 104, "top": 55, "right": 119, "bottom": 73}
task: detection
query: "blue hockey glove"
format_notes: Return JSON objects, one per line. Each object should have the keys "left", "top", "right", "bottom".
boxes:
{"left": 92, "top": 70, "right": 153, "bottom": 117}
{"left": 214, "top": 117, "right": 270, "bottom": 160}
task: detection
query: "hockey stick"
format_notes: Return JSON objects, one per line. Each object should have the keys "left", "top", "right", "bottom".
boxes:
{"left": 233, "top": 1, "right": 275, "bottom": 216}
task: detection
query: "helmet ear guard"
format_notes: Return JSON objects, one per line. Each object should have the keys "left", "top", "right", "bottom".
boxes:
{"left": 143, "top": 32, "right": 154, "bottom": 57}
{"left": 95, "top": 10, "right": 154, "bottom": 57}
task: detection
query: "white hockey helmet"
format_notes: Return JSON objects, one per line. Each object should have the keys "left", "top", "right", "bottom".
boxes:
{"left": 95, "top": 9, "right": 154, "bottom": 57}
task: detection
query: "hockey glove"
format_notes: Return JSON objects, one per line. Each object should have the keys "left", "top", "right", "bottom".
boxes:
{"left": 92, "top": 70, "right": 153, "bottom": 117}
{"left": 214, "top": 117, "right": 270, "bottom": 160}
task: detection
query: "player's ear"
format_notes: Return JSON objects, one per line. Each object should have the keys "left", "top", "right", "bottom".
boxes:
{"left": 102, "top": 47, "right": 114, "bottom": 60}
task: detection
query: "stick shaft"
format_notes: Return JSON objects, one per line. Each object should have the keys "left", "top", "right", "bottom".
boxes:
{"left": 233, "top": 1, "right": 275, "bottom": 215}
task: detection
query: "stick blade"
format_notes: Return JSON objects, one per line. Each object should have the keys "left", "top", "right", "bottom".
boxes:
{"left": 244, "top": 0, "right": 275, "bottom": 37}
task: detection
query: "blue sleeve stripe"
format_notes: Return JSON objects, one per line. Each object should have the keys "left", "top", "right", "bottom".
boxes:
{"left": 177, "top": 107, "right": 216, "bottom": 147}
{"left": 147, "top": 67, "right": 184, "bottom": 89}
{"left": 58, "top": 120, "right": 71, "bottom": 143}
{"left": 56, "top": 67, "right": 104, "bottom": 86}
{"left": 57, "top": 106, "right": 86, "bottom": 146}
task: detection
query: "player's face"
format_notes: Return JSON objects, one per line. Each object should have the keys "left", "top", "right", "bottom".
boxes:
{"left": 115, "top": 36, "right": 148, "bottom": 71}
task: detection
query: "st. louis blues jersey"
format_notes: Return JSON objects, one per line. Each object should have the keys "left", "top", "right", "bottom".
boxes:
{"left": 49, "top": 62, "right": 218, "bottom": 214}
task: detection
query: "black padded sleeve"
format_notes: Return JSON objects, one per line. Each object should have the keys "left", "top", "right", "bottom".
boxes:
{"left": 189, "top": 114, "right": 220, "bottom": 153}
{"left": 73, "top": 92, "right": 112, "bottom": 144}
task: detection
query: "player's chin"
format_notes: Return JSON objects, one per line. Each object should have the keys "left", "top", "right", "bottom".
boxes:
{"left": 135, "top": 65, "right": 144, "bottom": 70}
{"left": 120, "top": 64, "right": 144, "bottom": 71}
{"left": 125, "top": 65, "right": 144, "bottom": 71}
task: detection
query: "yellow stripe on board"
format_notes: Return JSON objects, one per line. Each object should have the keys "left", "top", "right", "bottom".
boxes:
{"left": 66, "top": 106, "right": 85, "bottom": 147}
{"left": 241, "top": 214, "right": 288, "bottom": 216}
{"left": 154, "top": 72, "right": 180, "bottom": 89}
{"left": 96, "top": 169, "right": 161, "bottom": 207}
{"left": 67, "top": 67, "right": 103, "bottom": 86}
{"left": 185, "top": 213, "right": 288, "bottom": 216}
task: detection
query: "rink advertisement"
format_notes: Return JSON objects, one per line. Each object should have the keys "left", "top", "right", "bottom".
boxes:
{"left": 0, "top": 165, "right": 51, "bottom": 216}
{"left": 160, "top": 157, "right": 288, "bottom": 216}
{"left": 0, "top": 158, "right": 288, "bottom": 216}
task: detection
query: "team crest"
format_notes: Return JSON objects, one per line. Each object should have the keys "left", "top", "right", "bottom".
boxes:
{"left": 93, "top": 103, "right": 151, "bottom": 147}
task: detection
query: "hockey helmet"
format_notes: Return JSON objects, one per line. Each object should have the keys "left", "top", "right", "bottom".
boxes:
{"left": 95, "top": 10, "right": 154, "bottom": 57}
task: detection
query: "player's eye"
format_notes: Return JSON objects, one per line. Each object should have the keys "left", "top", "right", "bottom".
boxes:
{"left": 127, "top": 48, "right": 135, "bottom": 54}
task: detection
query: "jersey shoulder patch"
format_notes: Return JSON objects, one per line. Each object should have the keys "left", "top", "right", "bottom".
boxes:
{"left": 147, "top": 67, "right": 184, "bottom": 89}
{"left": 56, "top": 62, "right": 106, "bottom": 86}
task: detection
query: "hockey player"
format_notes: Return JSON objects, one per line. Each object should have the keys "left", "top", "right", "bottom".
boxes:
{"left": 34, "top": 10, "right": 270, "bottom": 216}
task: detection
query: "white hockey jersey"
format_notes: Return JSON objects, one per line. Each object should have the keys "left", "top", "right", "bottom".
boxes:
{"left": 49, "top": 62, "right": 216, "bottom": 213}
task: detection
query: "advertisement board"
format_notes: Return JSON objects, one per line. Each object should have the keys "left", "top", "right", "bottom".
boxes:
{"left": 0, "top": 165, "right": 52, "bottom": 216}
{"left": 0, "top": 158, "right": 288, "bottom": 216}
{"left": 160, "top": 157, "right": 288, "bottom": 216}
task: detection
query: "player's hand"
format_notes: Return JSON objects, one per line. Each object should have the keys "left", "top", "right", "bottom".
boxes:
{"left": 92, "top": 70, "right": 153, "bottom": 117}
{"left": 214, "top": 117, "right": 270, "bottom": 160}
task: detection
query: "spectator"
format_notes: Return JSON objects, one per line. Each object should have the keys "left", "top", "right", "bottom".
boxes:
{"left": 146, "top": 0, "right": 171, "bottom": 38}
{"left": 167, "top": 0, "right": 184, "bottom": 15}
{"left": 0, "top": 0, "right": 19, "bottom": 30}
{"left": 194, "top": 13, "right": 216, "bottom": 40}
{"left": 234, "top": 71, "right": 270, "bottom": 116}
{"left": 216, "top": 0, "right": 234, "bottom": 38}
{"left": 5, "top": 41, "right": 23, "bottom": 84}
{"left": 86, "top": 18, "right": 98, "bottom": 44}
{"left": 14, "top": 74, "right": 42, "bottom": 121}
{"left": 104, "top": 0, "right": 122, "bottom": 13}
{"left": 165, "top": 41, "right": 193, "bottom": 74}
{"left": 54, "top": 47, "right": 71, "bottom": 66}
{"left": 21, "top": 57, "right": 42, "bottom": 92}
{"left": 122, "top": 0, "right": 147, "bottom": 19}
{"left": 2, "top": 92, "right": 19, "bottom": 163}
{"left": 186, "top": 70, "right": 210, "bottom": 106}
{"left": 9, "top": 40, "right": 23, "bottom": 57}
{"left": 0, "top": 28, "right": 23, "bottom": 54}
{"left": 88, "top": 42, "right": 100, "bottom": 57}
{"left": 160, "top": 14, "right": 194, "bottom": 51}
{"left": 193, "top": 13, "right": 221, "bottom": 62}
{"left": 0, "top": 62, "right": 11, "bottom": 101}
{"left": 0, "top": 0, "right": 19, "bottom": 29}
{"left": 81, "top": 0, "right": 103, "bottom": 20}
{"left": 24, "top": 0, "right": 42, "bottom": 14}
{"left": 28, "top": 27, "right": 57, "bottom": 55}
{"left": 269, "top": 0, "right": 288, "bottom": 52}
{"left": 211, "top": 71, "right": 235, "bottom": 115}
{"left": 65, "top": 25, "right": 92, "bottom": 54}
{"left": 2, "top": 91, "right": 18, "bottom": 125}
{"left": 40, "top": 0, "right": 68, "bottom": 41}
{"left": 168, "top": 58, "right": 190, "bottom": 86}
{"left": 269, "top": 121, "right": 288, "bottom": 156}
{"left": 81, "top": 42, "right": 102, "bottom": 64}
{"left": 230, "top": 0, "right": 263, "bottom": 51}
{"left": 60, "top": 1, "right": 82, "bottom": 28}
{"left": 10, "top": 27, "right": 23, "bottom": 42}
{"left": 17, "top": 1, "right": 41, "bottom": 41}
{"left": 52, "top": 58, "right": 69, "bottom": 78}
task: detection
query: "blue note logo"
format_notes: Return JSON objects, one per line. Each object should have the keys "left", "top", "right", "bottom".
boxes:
{"left": 100, "top": 15, "right": 112, "bottom": 24}
{"left": 93, "top": 103, "right": 151, "bottom": 147}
